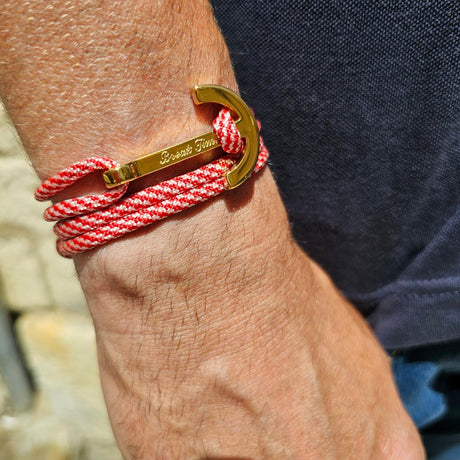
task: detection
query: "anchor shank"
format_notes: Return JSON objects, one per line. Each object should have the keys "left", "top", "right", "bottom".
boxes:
{"left": 103, "top": 130, "right": 220, "bottom": 188}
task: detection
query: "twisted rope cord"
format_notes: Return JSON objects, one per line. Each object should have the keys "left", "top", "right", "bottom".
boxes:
{"left": 35, "top": 109, "right": 269, "bottom": 257}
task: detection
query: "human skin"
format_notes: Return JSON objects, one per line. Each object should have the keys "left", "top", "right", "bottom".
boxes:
{"left": 0, "top": 1, "right": 425, "bottom": 458}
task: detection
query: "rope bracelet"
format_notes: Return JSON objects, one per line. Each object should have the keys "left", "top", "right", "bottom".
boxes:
{"left": 35, "top": 87, "right": 269, "bottom": 258}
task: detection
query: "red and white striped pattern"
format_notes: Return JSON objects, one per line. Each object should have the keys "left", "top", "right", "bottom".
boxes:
{"left": 35, "top": 109, "right": 269, "bottom": 257}
{"left": 212, "top": 108, "right": 244, "bottom": 153}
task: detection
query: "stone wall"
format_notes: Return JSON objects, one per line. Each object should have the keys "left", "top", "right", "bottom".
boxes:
{"left": 0, "top": 105, "right": 122, "bottom": 459}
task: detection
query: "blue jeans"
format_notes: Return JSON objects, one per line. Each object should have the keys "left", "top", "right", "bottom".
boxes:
{"left": 393, "top": 340, "right": 460, "bottom": 459}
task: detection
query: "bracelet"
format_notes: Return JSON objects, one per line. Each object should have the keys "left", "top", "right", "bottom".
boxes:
{"left": 35, "top": 85, "right": 269, "bottom": 258}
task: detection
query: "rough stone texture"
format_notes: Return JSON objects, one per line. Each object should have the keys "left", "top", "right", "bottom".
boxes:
{"left": 0, "top": 233, "right": 51, "bottom": 311}
{"left": 0, "top": 106, "right": 121, "bottom": 459}
{"left": 0, "top": 108, "right": 23, "bottom": 158}
{"left": 12, "top": 311, "right": 122, "bottom": 460}
{"left": 0, "top": 110, "right": 86, "bottom": 312}
{"left": 0, "top": 373, "right": 10, "bottom": 415}
{"left": 0, "top": 414, "right": 82, "bottom": 460}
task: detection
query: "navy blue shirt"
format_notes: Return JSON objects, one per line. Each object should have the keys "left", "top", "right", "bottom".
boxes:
{"left": 211, "top": 1, "right": 460, "bottom": 348}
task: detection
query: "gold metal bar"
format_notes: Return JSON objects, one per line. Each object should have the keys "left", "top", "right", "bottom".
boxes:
{"left": 103, "top": 84, "right": 260, "bottom": 189}
{"left": 103, "top": 130, "right": 220, "bottom": 188}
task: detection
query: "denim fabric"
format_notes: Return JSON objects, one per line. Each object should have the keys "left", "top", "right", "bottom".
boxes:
{"left": 431, "top": 446, "right": 460, "bottom": 460}
{"left": 211, "top": 1, "right": 460, "bottom": 349}
{"left": 393, "top": 357, "right": 446, "bottom": 429}
{"left": 393, "top": 340, "right": 460, "bottom": 459}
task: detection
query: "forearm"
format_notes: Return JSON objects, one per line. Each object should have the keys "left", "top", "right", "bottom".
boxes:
{"left": 0, "top": 0, "right": 235, "bottom": 176}
{"left": 0, "top": 1, "right": 424, "bottom": 458}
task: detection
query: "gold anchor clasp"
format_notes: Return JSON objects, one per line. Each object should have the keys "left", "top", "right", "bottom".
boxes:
{"left": 102, "top": 85, "right": 260, "bottom": 190}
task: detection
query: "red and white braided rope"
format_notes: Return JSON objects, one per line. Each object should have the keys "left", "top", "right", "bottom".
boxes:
{"left": 35, "top": 109, "right": 268, "bottom": 257}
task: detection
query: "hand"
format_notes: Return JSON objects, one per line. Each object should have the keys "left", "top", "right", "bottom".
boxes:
{"left": 75, "top": 168, "right": 424, "bottom": 458}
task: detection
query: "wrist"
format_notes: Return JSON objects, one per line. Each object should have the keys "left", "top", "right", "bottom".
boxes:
{"left": 76, "top": 167, "right": 301, "bottom": 330}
